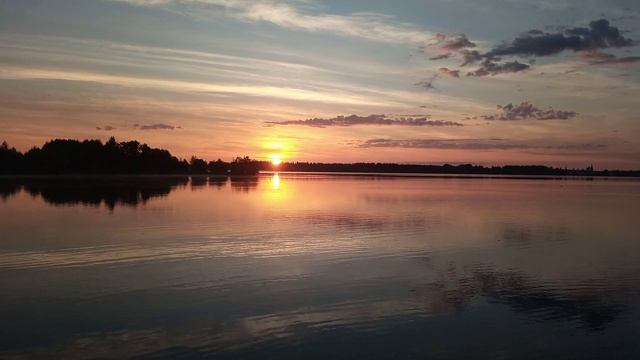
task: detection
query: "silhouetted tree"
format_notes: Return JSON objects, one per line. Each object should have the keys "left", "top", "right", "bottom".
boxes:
{"left": 3, "top": 138, "right": 190, "bottom": 174}
{"left": 229, "top": 156, "right": 261, "bottom": 175}
{"left": 208, "top": 159, "right": 228, "bottom": 175}
{"left": 189, "top": 156, "right": 208, "bottom": 174}
{"left": 0, "top": 141, "right": 24, "bottom": 174}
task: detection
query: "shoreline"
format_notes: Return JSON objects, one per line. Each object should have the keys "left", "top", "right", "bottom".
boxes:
{"left": 1, "top": 172, "right": 639, "bottom": 181}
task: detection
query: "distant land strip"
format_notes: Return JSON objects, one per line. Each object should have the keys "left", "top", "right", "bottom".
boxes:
{"left": 1, "top": 138, "right": 639, "bottom": 177}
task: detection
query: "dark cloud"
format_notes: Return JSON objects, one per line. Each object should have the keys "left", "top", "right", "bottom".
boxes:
{"left": 265, "top": 114, "right": 463, "bottom": 127}
{"left": 359, "top": 138, "right": 606, "bottom": 151}
{"left": 439, "top": 67, "right": 460, "bottom": 78}
{"left": 488, "top": 19, "right": 634, "bottom": 58}
{"left": 431, "top": 49, "right": 531, "bottom": 78}
{"left": 96, "top": 125, "right": 116, "bottom": 131}
{"left": 136, "top": 123, "right": 179, "bottom": 130}
{"left": 479, "top": 102, "right": 577, "bottom": 120}
{"left": 460, "top": 50, "right": 483, "bottom": 66}
{"left": 467, "top": 60, "right": 530, "bottom": 76}
{"left": 427, "top": 19, "right": 637, "bottom": 78}
{"left": 429, "top": 53, "right": 452, "bottom": 60}
{"left": 415, "top": 74, "right": 438, "bottom": 90}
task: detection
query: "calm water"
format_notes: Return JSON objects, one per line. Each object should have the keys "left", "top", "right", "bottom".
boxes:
{"left": 1, "top": 174, "right": 639, "bottom": 359}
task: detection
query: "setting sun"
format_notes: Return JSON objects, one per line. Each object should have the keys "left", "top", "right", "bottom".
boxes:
{"left": 3, "top": 0, "right": 640, "bottom": 358}
{"left": 271, "top": 154, "right": 282, "bottom": 166}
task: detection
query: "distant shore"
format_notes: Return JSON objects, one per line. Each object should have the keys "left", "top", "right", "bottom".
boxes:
{"left": 2, "top": 138, "right": 639, "bottom": 178}
{"left": 1, "top": 172, "right": 639, "bottom": 180}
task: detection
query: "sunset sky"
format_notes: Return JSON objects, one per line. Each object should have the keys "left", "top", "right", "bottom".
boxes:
{"left": 1, "top": 0, "right": 639, "bottom": 168}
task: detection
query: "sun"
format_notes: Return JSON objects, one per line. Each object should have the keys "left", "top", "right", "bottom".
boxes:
{"left": 270, "top": 154, "right": 282, "bottom": 166}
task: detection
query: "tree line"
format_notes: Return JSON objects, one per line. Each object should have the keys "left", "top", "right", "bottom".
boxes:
{"left": 272, "top": 162, "right": 640, "bottom": 177}
{"left": 0, "top": 138, "right": 260, "bottom": 175}
{"left": 2, "top": 138, "right": 639, "bottom": 177}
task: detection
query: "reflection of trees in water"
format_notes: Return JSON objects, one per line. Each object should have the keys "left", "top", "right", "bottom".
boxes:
{"left": 0, "top": 175, "right": 261, "bottom": 207}
{"left": 0, "top": 181, "right": 21, "bottom": 201}
{"left": 190, "top": 176, "right": 260, "bottom": 192}
{"left": 209, "top": 176, "right": 229, "bottom": 189}
{"left": 191, "top": 176, "right": 257, "bottom": 191}
{"left": 229, "top": 176, "right": 259, "bottom": 193}
{"left": 419, "top": 265, "right": 625, "bottom": 331}
{"left": 190, "top": 176, "right": 208, "bottom": 190}
{"left": 0, "top": 177, "right": 189, "bottom": 210}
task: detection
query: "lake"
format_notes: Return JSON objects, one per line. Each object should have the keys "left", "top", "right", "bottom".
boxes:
{"left": 1, "top": 174, "right": 639, "bottom": 359}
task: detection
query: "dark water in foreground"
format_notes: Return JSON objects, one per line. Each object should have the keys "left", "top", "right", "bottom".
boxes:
{"left": 1, "top": 174, "right": 639, "bottom": 359}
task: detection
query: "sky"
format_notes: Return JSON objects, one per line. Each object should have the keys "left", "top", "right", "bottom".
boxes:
{"left": 0, "top": 0, "right": 639, "bottom": 168}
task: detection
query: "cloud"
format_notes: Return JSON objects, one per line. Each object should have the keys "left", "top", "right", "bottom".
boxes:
{"left": 359, "top": 138, "right": 606, "bottom": 151}
{"left": 96, "top": 125, "right": 116, "bottom": 131}
{"left": 427, "top": 19, "right": 637, "bottom": 77}
{"left": 424, "top": 34, "right": 475, "bottom": 63}
{"left": 460, "top": 50, "right": 484, "bottom": 66}
{"left": 265, "top": 114, "right": 463, "bottom": 128}
{"left": 580, "top": 51, "right": 640, "bottom": 65}
{"left": 479, "top": 102, "right": 577, "bottom": 120}
{"left": 439, "top": 67, "right": 460, "bottom": 78}
{"left": 434, "top": 33, "right": 476, "bottom": 52}
{"left": 596, "top": 56, "right": 640, "bottom": 65}
{"left": 425, "top": 33, "right": 475, "bottom": 54}
{"left": 429, "top": 53, "right": 452, "bottom": 61}
{"left": 415, "top": 74, "right": 438, "bottom": 90}
{"left": 467, "top": 60, "right": 530, "bottom": 76}
{"left": 0, "top": 65, "right": 391, "bottom": 107}
{"left": 135, "top": 123, "right": 180, "bottom": 130}
{"left": 112, "top": 0, "right": 434, "bottom": 44}
{"left": 426, "top": 35, "right": 532, "bottom": 77}
{"left": 487, "top": 19, "right": 634, "bottom": 58}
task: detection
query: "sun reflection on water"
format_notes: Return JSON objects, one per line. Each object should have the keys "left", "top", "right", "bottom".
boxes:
{"left": 271, "top": 173, "right": 281, "bottom": 190}
{"left": 262, "top": 173, "right": 288, "bottom": 203}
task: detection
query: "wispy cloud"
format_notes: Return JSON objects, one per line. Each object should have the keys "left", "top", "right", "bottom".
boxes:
{"left": 439, "top": 67, "right": 460, "bottom": 78}
{"left": 112, "top": 0, "right": 434, "bottom": 43}
{"left": 134, "top": 123, "right": 180, "bottom": 130}
{"left": 359, "top": 138, "right": 606, "bottom": 151}
{"left": 0, "top": 66, "right": 395, "bottom": 106}
{"left": 580, "top": 51, "right": 640, "bottom": 65}
{"left": 265, "top": 114, "right": 463, "bottom": 127}
{"left": 96, "top": 125, "right": 117, "bottom": 131}
{"left": 0, "top": 33, "right": 434, "bottom": 111}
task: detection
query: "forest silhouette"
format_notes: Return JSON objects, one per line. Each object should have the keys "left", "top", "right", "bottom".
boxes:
{"left": 1, "top": 138, "right": 639, "bottom": 177}
{"left": 0, "top": 138, "right": 260, "bottom": 175}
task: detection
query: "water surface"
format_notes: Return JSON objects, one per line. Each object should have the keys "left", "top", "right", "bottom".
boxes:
{"left": 1, "top": 174, "right": 639, "bottom": 359}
